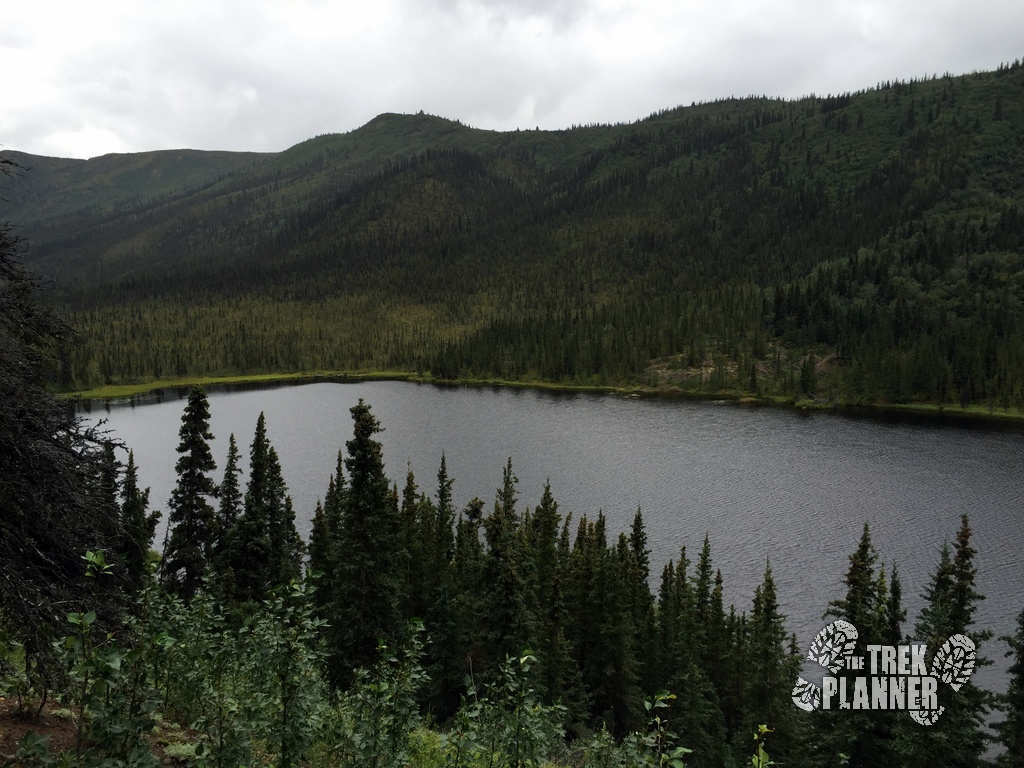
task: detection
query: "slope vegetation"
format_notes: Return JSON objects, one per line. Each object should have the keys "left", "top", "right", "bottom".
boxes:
{"left": 3, "top": 63, "right": 1024, "bottom": 409}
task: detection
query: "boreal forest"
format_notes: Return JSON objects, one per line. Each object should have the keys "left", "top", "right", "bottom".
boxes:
{"left": 3, "top": 63, "right": 1024, "bottom": 767}
{"left": 2, "top": 63, "right": 1024, "bottom": 410}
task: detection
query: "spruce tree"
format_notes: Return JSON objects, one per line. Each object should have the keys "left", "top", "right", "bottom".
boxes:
{"left": 307, "top": 499, "right": 331, "bottom": 580}
{"left": 420, "top": 455, "right": 462, "bottom": 718}
{"left": 740, "top": 561, "right": 803, "bottom": 767}
{"left": 266, "top": 446, "right": 302, "bottom": 585}
{"left": 528, "top": 480, "right": 564, "bottom": 701}
{"left": 120, "top": 450, "right": 157, "bottom": 595}
{"left": 897, "top": 516, "right": 993, "bottom": 768}
{"left": 885, "top": 563, "right": 907, "bottom": 645}
{"left": 309, "top": 451, "right": 347, "bottom": 618}
{"left": 233, "top": 414, "right": 274, "bottom": 603}
{"left": 231, "top": 414, "right": 301, "bottom": 600}
{"left": 811, "top": 523, "right": 902, "bottom": 768}
{"left": 654, "top": 543, "right": 728, "bottom": 766}
{"left": 480, "top": 458, "right": 536, "bottom": 669}
{"left": 997, "top": 607, "right": 1024, "bottom": 767}
{"left": 453, "top": 496, "right": 487, "bottom": 672}
{"left": 627, "top": 508, "right": 657, "bottom": 694}
{"left": 160, "top": 387, "right": 218, "bottom": 599}
{"left": 0, "top": 177, "right": 129, "bottom": 687}
{"left": 433, "top": 454, "right": 456, "bottom": 572}
{"left": 328, "top": 399, "right": 405, "bottom": 686}
{"left": 400, "top": 467, "right": 425, "bottom": 618}
{"left": 211, "top": 433, "right": 243, "bottom": 596}
{"left": 95, "top": 442, "right": 122, "bottom": 546}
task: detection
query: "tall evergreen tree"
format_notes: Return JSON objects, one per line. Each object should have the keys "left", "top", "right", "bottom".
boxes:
{"left": 740, "top": 561, "right": 803, "bottom": 767}
{"left": 433, "top": 454, "right": 456, "bottom": 573}
{"left": 812, "top": 522, "right": 901, "bottom": 768}
{"left": 328, "top": 399, "right": 406, "bottom": 687}
{"left": 160, "top": 387, "right": 218, "bottom": 599}
{"left": 885, "top": 563, "right": 907, "bottom": 645}
{"left": 528, "top": 480, "right": 565, "bottom": 701}
{"left": 452, "top": 496, "right": 487, "bottom": 673}
{"left": 233, "top": 414, "right": 274, "bottom": 603}
{"left": 231, "top": 414, "right": 301, "bottom": 600}
{"left": 997, "top": 607, "right": 1024, "bottom": 767}
{"left": 654, "top": 543, "right": 729, "bottom": 767}
{"left": 120, "top": 450, "right": 157, "bottom": 595}
{"left": 419, "top": 455, "right": 463, "bottom": 718}
{"left": 309, "top": 454, "right": 346, "bottom": 621}
{"left": 0, "top": 173, "right": 129, "bottom": 689}
{"left": 400, "top": 467, "right": 426, "bottom": 618}
{"left": 95, "top": 442, "right": 122, "bottom": 546}
{"left": 627, "top": 509, "right": 657, "bottom": 694}
{"left": 266, "top": 446, "right": 302, "bottom": 585}
{"left": 897, "top": 516, "right": 993, "bottom": 768}
{"left": 211, "top": 433, "right": 243, "bottom": 596}
{"left": 479, "top": 458, "right": 536, "bottom": 670}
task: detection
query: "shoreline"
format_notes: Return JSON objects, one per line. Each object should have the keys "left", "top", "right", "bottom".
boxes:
{"left": 61, "top": 371, "right": 1024, "bottom": 428}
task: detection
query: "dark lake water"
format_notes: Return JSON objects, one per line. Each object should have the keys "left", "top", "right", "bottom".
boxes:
{"left": 81, "top": 381, "right": 1024, "bottom": 696}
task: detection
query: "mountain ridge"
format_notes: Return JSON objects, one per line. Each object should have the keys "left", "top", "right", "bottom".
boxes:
{"left": 3, "top": 63, "right": 1024, "bottom": 408}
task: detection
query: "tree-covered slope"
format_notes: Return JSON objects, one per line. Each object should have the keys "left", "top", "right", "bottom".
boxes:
{"left": 4, "top": 63, "right": 1024, "bottom": 407}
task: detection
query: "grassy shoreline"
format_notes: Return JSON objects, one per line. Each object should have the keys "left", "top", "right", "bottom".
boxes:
{"left": 61, "top": 371, "right": 1024, "bottom": 426}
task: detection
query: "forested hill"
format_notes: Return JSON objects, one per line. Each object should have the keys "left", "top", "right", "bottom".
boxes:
{"left": 4, "top": 62, "right": 1024, "bottom": 407}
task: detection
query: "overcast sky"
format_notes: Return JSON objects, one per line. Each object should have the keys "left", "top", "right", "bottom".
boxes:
{"left": 3, "top": 0, "right": 1022, "bottom": 160}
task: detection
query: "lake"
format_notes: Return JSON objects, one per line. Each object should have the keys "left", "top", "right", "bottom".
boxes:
{"left": 81, "top": 381, "right": 1024, "bottom": 695}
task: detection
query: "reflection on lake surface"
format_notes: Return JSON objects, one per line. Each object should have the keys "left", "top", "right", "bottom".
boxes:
{"left": 81, "top": 381, "right": 1024, "bottom": 694}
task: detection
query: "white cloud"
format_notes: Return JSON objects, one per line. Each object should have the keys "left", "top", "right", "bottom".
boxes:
{"left": 2, "top": 0, "right": 1022, "bottom": 158}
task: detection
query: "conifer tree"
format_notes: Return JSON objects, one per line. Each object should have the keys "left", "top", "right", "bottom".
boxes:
{"left": 627, "top": 509, "right": 657, "bottom": 694}
{"left": 897, "top": 516, "right": 993, "bottom": 768}
{"left": 211, "top": 433, "right": 243, "bottom": 596}
{"left": 160, "top": 387, "right": 218, "bottom": 599}
{"left": 480, "top": 458, "right": 536, "bottom": 669}
{"left": 740, "top": 561, "right": 803, "bottom": 767}
{"left": 528, "top": 480, "right": 565, "bottom": 700}
{"left": 233, "top": 414, "right": 274, "bottom": 603}
{"left": 328, "top": 399, "right": 405, "bottom": 687}
{"left": 309, "top": 451, "right": 347, "bottom": 618}
{"left": 885, "top": 563, "right": 907, "bottom": 645}
{"left": 565, "top": 514, "right": 641, "bottom": 734}
{"left": 827, "top": 522, "right": 882, "bottom": 636}
{"left": 433, "top": 454, "right": 456, "bottom": 572}
{"left": 95, "top": 442, "right": 122, "bottom": 545}
{"left": 307, "top": 499, "right": 331, "bottom": 580}
{"left": 452, "top": 496, "right": 487, "bottom": 669}
{"left": 812, "top": 522, "right": 901, "bottom": 768}
{"left": 266, "top": 446, "right": 302, "bottom": 585}
{"left": 120, "top": 450, "right": 157, "bottom": 595}
{"left": 400, "top": 467, "right": 426, "bottom": 618}
{"left": 997, "top": 607, "right": 1024, "bottom": 767}
{"left": 420, "top": 456, "right": 463, "bottom": 717}
{"left": 273, "top": 491, "right": 303, "bottom": 585}
{"left": 231, "top": 415, "right": 301, "bottom": 600}
{"left": 0, "top": 180, "right": 130, "bottom": 687}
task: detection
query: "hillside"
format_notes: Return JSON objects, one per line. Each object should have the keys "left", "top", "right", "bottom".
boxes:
{"left": 3, "top": 63, "right": 1024, "bottom": 408}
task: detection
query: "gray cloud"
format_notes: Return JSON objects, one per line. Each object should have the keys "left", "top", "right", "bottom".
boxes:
{"left": 2, "top": 0, "right": 1022, "bottom": 158}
